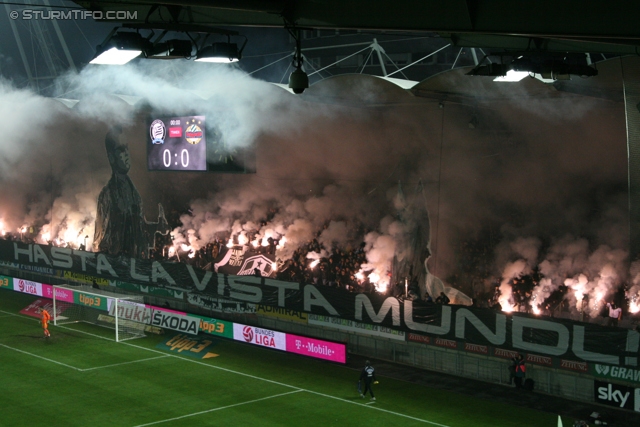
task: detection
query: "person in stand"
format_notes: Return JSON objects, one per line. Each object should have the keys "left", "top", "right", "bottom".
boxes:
{"left": 38, "top": 307, "right": 51, "bottom": 338}
{"left": 435, "top": 291, "right": 450, "bottom": 305}
{"left": 509, "top": 353, "right": 522, "bottom": 384}
{"left": 606, "top": 302, "right": 622, "bottom": 327}
{"left": 508, "top": 354, "right": 518, "bottom": 385}
{"left": 514, "top": 354, "right": 526, "bottom": 388}
{"left": 359, "top": 360, "right": 378, "bottom": 401}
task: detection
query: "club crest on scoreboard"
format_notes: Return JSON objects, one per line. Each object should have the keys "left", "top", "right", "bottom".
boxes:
{"left": 150, "top": 119, "right": 166, "bottom": 144}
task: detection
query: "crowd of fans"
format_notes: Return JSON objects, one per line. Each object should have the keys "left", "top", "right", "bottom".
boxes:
{"left": 274, "top": 239, "right": 370, "bottom": 292}
{"left": 2, "top": 220, "right": 637, "bottom": 326}
{"left": 479, "top": 274, "right": 570, "bottom": 315}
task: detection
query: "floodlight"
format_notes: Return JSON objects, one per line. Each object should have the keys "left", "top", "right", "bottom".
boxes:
{"left": 91, "top": 48, "right": 141, "bottom": 65}
{"left": 468, "top": 52, "right": 597, "bottom": 83}
{"left": 493, "top": 70, "right": 529, "bottom": 82}
{"left": 195, "top": 43, "right": 240, "bottom": 63}
{"left": 90, "top": 32, "right": 150, "bottom": 65}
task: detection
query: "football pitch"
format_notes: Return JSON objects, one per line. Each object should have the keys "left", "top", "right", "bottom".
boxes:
{"left": 0, "top": 289, "right": 568, "bottom": 427}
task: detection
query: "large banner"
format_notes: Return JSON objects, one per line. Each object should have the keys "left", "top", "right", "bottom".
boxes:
{"left": 214, "top": 245, "right": 277, "bottom": 277}
{"left": 1, "top": 240, "right": 639, "bottom": 366}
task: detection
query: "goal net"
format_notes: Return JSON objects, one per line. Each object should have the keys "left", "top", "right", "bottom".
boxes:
{"left": 52, "top": 284, "right": 147, "bottom": 342}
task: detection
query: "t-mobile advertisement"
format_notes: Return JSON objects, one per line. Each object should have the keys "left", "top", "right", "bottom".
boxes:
{"left": 53, "top": 286, "right": 75, "bottom": 303}
{"left": 43, "top": 284, "right": 53, "bottom": 299}
{"left": 286, "top": 334, "right": 346, "bottom": 363}
{"left": 233, "top": 323, "right": 346, "bottom": 363}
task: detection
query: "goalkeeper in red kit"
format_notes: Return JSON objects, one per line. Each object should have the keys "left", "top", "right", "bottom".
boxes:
{"left": 38, "top": 308, "right": 51, "bottom": 338}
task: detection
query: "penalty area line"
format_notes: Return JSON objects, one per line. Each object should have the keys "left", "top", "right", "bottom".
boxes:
{"left": 0, "top": 309, "right": 38, "bottom": 320}
{"left": 132, "top": 389, "right": 304, "bottom": 427}
{"left": 79, "top": 355, "right": 170, "bottom": 372}
{"left": 0, "top": 312, "right": 170, "bottom": 372}
{"left": 0, "top": 343, "right": 81, "bottom": 371}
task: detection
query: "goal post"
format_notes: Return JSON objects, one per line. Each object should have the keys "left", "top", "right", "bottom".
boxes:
{"left": 52, "top": 284, "right": 147, "bottom": 342}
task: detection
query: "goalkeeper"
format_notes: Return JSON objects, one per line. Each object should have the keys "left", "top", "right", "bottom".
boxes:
{"left": 359, "top": 360, "right": 378, "bottom": 400}
{"left": 38, "top": 307, "right": 51, "bottom": 338}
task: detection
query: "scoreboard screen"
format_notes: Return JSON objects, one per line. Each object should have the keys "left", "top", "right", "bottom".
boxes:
{"left": 147, "top": 115, "right": 207, "bottom": 171}
{"left": 147, "top": 113, "right": 256, "bottom": 173}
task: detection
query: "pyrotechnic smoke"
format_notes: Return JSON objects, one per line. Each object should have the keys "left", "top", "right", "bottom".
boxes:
{"left": 495, "top": 237, "right": 540, "bottom": 311}
{"left": 362, "top": 230, "right": 397, "bottom": 292}
{"left": 0, "top": 78, "right": 112, "bottom": 248}
{"left": 628, "top": 260, "right": 640, "bottom": 314}
{"left": 496, "top": 233, "right": 630, "bottom": 318}
{"left": 0, "top": 57, "right": 633, "bottom": 321}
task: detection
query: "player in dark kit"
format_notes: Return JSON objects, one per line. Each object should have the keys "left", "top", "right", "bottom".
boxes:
{"left": 359, "top": 360, "right": 378, "bottom": 400}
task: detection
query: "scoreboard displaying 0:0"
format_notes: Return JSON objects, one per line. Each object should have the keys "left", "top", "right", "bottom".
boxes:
{"left": 147, "top": 115, "right": 207, "bottom": 171}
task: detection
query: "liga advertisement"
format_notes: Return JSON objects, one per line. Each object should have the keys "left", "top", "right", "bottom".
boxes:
{"left": 233, "top": 323, "right": 346, "bottom": 363}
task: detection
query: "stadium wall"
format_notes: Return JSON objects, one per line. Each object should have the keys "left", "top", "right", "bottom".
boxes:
{"left": 0, "top": 265, "right": 634, "bottom": 409}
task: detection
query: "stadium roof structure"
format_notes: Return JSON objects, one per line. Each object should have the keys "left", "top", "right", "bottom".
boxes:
{"left": 71, "top": 0, "right": 640, "bottom": 55}
{"left": 3, "top": 1, "right": 637, "bottom": 98}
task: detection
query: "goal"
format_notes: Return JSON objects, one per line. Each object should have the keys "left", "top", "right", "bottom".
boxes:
{"left": 52, "top": 284, "right": 148, "bottom": 342}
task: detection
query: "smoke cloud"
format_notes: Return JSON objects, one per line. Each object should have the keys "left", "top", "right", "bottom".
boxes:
{"left": 0, "top": 59, "right": 633, "bottom": 317}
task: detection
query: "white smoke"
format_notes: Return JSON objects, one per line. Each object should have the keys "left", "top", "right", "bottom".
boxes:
{"left": 0, "top": 58, "right": 634, "bottom": 322}
{"left": 496, "top": 237, "right": 540, "bottom": 311}
{"left": 496, "top": 233, "right": 630, "bottom": 318}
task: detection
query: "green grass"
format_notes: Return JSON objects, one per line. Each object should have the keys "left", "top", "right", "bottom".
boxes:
{"left": 0, "top": 289, "right": 570, "bottom": 427}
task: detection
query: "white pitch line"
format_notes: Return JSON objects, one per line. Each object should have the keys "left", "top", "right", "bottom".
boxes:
{"left": 0, "top": 343, "right": 81, "bottom": 371}
{"left": 0, "top": 312, "right": 169, "bottom": 372}
{"left": 119, "top": 342, "right": 452, "bottom": 426}
{"left": 303, "top": 389, "right": 450, "bottom": 426}
{"left": 52, "top": 327, "right": 447, "bottom": 427}
{"left": 0, "top": 342, "right": 169, "bottom": 373}
{"left": 79, "top": 355, "right": 170, "bottom": 372}
{"left": 132, "top": 390, "right": 304, "bottom": 427}
{"left": 0, "top": 309, "right": 28, "bottom": 317}
{"left": 3, "top": 309, "right": 451, "bottom": 426}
